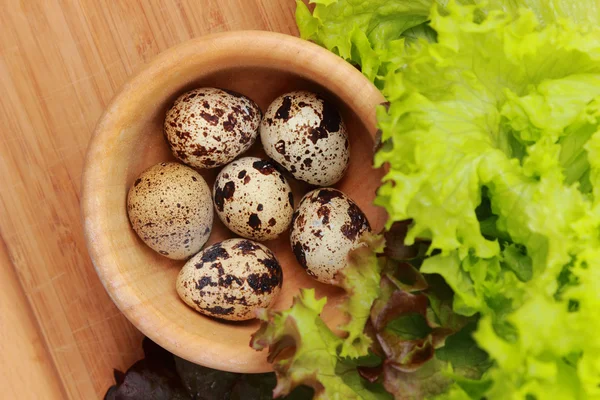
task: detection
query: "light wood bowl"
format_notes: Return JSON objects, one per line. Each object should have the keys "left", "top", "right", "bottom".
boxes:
{"left": 82, "top": 31, "right": 386, "bottom": 373}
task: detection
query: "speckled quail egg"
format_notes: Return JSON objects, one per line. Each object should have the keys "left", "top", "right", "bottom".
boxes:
{"left": 290, "top": 188, "right": 370, "bottom": 283}
{"left": 164, "top": 88, "right": 262, "bottom": 169}
{"left": 127, "top": 162, "right": 213, "bottom": 260}
{"left": 176, "top": 238, "right": 283, "bottom": 321}
{"left": 260, "top": 91, "right": 349, "bottom": 186}
{"left": 213, "top": 157, "right": 294, "bottom": 241}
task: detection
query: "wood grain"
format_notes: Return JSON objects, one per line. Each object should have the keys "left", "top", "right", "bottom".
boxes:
{"left": 0, "top": 236, "right": 66, "bottom": 399}
{"left": 0, "top": 1, "right": 298, "bottom": 398}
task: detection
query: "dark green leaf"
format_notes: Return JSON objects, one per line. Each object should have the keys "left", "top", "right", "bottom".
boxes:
{"left": 401, "top": 22, "right": 438, "bottom": 45}
{"left": 106, "top": 338, "right": 312, "bottom": 400}
{"left": 104, "top": 338, "right": 189, "bottom": 400}
{"left": 174, "top": 356, "right": 238, "bottom": 400}
{"left": 382, "top": 358, "right": 453, "bottom": 400}
{"left": 435, "top": 322, "right": 492, "bottom": 379}
{"left": 424, "top": 274, "right": 471, "bottom": 331}
{"left": 230, "top": 374, "right": 311, "bottom": 400}
{"left": 384, "top": 260, "right": 428, "bottom": 293}
{"left": 385, "top": 313, "right": 432, "bottom": 340}
{"left": 336, "top": 361, "right": 393, "bottom": 400}
{"left": 502, "top": 244, "right": 533, "bottom": 282}
{"left": 452, "top": 375, "right": 493, "bottom": 399}
{"left": 342, "top": 352, "right": 384, "bottom": 368}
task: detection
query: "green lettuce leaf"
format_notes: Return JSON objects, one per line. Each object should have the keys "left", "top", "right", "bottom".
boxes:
{"left": 374, "top": 2, "right": 600, "bottom": 398}
{"left": 296, "top": 0, "right": 433, "bottom": 82}
{"left": 383, "top": 358, "right": 454, "bottom": 400}
{"left": 481, "top": 0, "right": 600, "bottom": 26}
{"left": 501, "top": 244, "right": 533, "bottom": 282}
{"left": 296, "top": 0, "right": 600, "bottom": 85}
{"left": 293, "top": 1, "right": 600, "bottom": 398}
{"left": 435, "top": 322, "right": 492, "bottom": 380}
{"left": 251, "top": 289, "right": 391, "bottom": 400}
{"left": 336, "top": 234, "right": 385, "bottom": 358}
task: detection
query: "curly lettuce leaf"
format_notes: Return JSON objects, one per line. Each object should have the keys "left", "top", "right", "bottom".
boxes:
{"left": 296, "top": 0, "right": 600, "bottom": 84}
{"left": 383, "top": 322, "right": 493, "bottom": 400}
{"left": 294, "top": 1, "right": 600, "bottom": 398}
{"left": 435, "top": 322, "right": 492, "bottom": 380}
{"left": 336, "top": 234, "right": 385, "bottom": 358}
{"left": 251, "top": 289, "right": 391, "bottom": 400}
{"left": 375, "top": 2, "right": 600, "bottom": 398}
{"left": 369, "top": 263, "right": 484, "bottom": 398}
{"left": 372, "top": 277, "right": 435, "bottom": 373}
{"left": 383, "top": 358, "right": 454, "bottom": 400}
{"left": 481, "top": 0, "right": 600, "bottom": 26}
{"left": 296, "top": 0, "right": 432, "bottom": 82}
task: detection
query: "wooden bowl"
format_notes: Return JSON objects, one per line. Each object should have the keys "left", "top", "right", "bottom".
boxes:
{"left": 82, "top": 31, "right": 386, "bottom": 373}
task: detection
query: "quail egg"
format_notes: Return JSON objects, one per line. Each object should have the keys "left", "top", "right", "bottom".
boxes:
{"left": 290, "top": 188, "right": 370, "bottom": 283}
{"left": 176, "top": 238, "right": 283, "bottom": 321}
{"left": 127, "top": 162, "right": 213, "bottom": 260}
{"left": 213, "top": 157, "right": 294, "bottom": 241}
{"left": 164, "top": 88, "right": 261, "bottom": 169}
{"left": 260, "top": 91, "right": 349, "bottom": 186}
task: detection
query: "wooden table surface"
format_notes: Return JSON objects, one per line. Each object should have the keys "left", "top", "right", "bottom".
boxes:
{"left": 0, "top": 1, "right": 298, "bottom": 398}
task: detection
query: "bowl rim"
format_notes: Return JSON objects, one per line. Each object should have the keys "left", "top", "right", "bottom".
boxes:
{"left": 81, "top": 30, "right": 385, "bottom": 373}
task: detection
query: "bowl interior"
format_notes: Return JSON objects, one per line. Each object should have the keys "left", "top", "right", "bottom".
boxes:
{"left": 84, "top": 32, "right": 386, "bottom": 373}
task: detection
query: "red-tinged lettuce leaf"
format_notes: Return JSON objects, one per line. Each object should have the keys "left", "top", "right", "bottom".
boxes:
{"left": 424, "top": 275, "right": 471, "bottom": 332}
{"left": 385, "top": 313, "right": 432, "bottom": 341}
{"left": 368, "top": 259, "right": 485, "bottom": 397}
{"left": 370, "top": 279, "right": 428, "bottom": 372}
{"left": 384, "top": 260, "right": 429, "bottom": 293}
{"left": 383, "top": 358, "right": 454, "bottom": 400}
{"left": 372, "top": 268, "right": 470, "bottom": 341}
{"left": 358, "top": 364, "right": 385, "bottom": 384}
{"left": 371, "top": 276, "right": 457, "bottom": 373}
{"left": 383, "top": 222, "right": 429, "bottom": 262}
{"left": 335, "top": 234, "right": 386, "bottom": 358}
{"left": 371, "top": 277, "right": 429, "bottom": 332}
{"left": 378, "top": 331, "right": 435, "bottom": 373}
{"left": 381, "top": 322, "right": 493, "bottom": 400}
{"left": 251, "top": 289, "right": 392, "bottom": 400}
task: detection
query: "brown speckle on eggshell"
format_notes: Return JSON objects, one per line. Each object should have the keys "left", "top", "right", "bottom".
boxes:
{"left": 290, "top": 188, "right": 370, "bottom": 283}
{"left": 127, "top": 162, "right": 213, "bottom": 260}
{"left": 260, "top": 91, "right": 349, "bottom": 186}
{"left": 164, "top": 88, "right": 261, "bottom": 169}
{"left": 213, "top": 157, "right": 293, "bottom": 241}
{"left": 176, "top": 238, "right": 282, "bottom": 321}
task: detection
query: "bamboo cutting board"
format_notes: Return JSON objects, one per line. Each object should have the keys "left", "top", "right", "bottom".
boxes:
{"left": 0, "top": 1, "right": 298, "bottom": 398}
